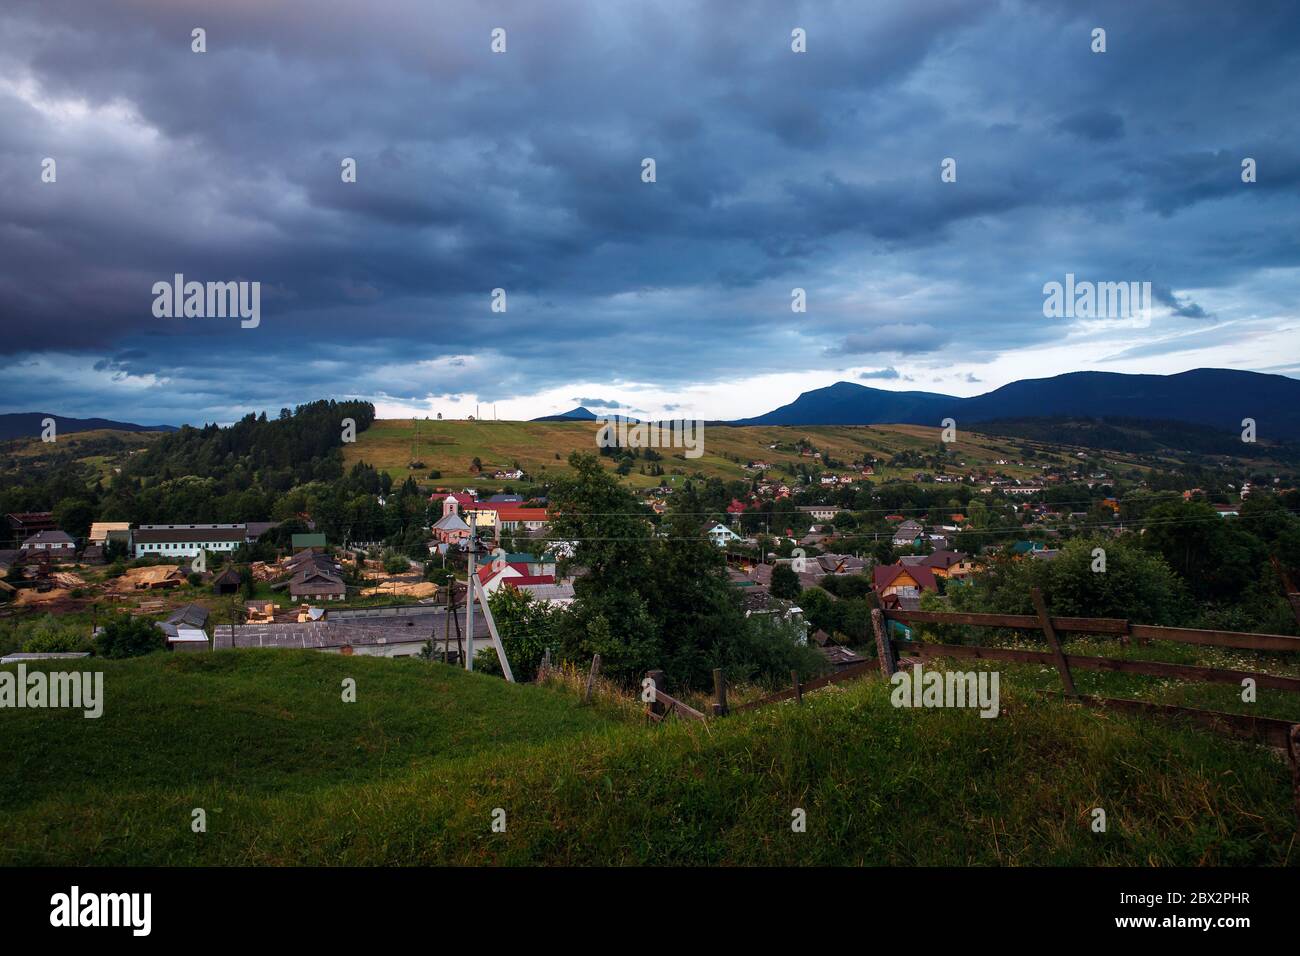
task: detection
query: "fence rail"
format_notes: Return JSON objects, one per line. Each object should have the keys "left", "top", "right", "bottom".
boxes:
{"left": 642, "top": 587, "right": 1300, "bottom": 821}
{"left": 878, "top": 588, "right": 1300, "bottom": 755}
{"left": 886, "top": 609, "right": 1300, "bottom": 653}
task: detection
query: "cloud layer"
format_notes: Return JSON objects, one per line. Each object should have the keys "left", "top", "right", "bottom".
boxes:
{"left": 1, "top": 0, "right": 1298, "bottom": 424}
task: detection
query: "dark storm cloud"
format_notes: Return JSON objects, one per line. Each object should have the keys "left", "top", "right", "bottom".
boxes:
{"left": 1054, "top": 108, "right": 1125, "bottom": 142}
{"left": 0, "top": 0, "right": 1297, "bottom": 423}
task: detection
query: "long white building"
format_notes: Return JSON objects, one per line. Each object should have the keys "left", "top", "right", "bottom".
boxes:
{"left": 132, "top": 524, "right": 248, "bottom": 559}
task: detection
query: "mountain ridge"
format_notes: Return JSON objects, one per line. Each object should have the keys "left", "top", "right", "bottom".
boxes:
{"left": 0, "top": 412, "right": 178, "bottom": 442}
{"left": 732, "top": 368, "right": 1300, "bottom": 439}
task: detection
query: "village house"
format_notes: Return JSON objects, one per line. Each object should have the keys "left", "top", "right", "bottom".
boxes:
{"left": 799, "top": 524, "right": 832, "bottom": 548}
{"left": 88, "top": 522, "right": 131, "bottom": 545}
{"left": 920, "top": 550, "right": 979, "bottom": 579}
{"left": 493, "top": 505, "right": 550, "bottom": 535}
{"left": 739, "top": 587, "right": 809, "bottom": 643}
{"left": 891, "top": 520, "right": 925, "bottom": 548}
{"left": 748, "top": 552, "right": 864, "bottom": 590}
{"left": 499, "top": 552, "right": 557, "bottom": 577}
{"left": 283, "top": 551, "right": 346, "bottom": 601}
{"left": 820, "top": 645, "right": 866, "bottom": 671}
{"left": 19, "top": 529, "right": 77, "bottom": 560}
{"left": 796, "top": 504, "right": 838, "bottom": 522}
{"left": 872, "top": 562, "right": 939, "bottom": 610}
{"left": 514, "top": 580, "right": 576, "bottom": 607}
{"left": 4, "top": 511, "right": 56, "bottom": 547}
{"left": 476, "top": 561, "right": 557, "bottom": 597}
{"left": 158, "top": 603, "right": 210, "bottom": 652}
{"left": 815, "top": 553, "right": 867, "bottom": 575}
{"left": 706, "top": 522, "right": 743, "bottom": 548}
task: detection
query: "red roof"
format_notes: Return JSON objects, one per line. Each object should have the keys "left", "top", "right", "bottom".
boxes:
{"left": 478, "top": 561, "right": 533, "bottom": 584}
{"left": 504, "top": 575, "right": 556, "bottom": 588}
{"left": 726, "top": 499, "right": 747, "bottom": 514}
{"left": 491, "top": 506, "right": 550, "bottom": 522}
{"left": 873, "top": 563, "right": 938, "bottom": 592}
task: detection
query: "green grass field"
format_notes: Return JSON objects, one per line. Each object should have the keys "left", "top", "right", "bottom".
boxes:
{"left": 2, "top": 651, "right": 1295, "bottom": 865}
{"left": 345, "top": 418, "right": 1100, "bottom": 490}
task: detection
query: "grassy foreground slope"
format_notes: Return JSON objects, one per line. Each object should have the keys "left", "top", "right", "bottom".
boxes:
{"left": 1, "top": 652, "right": 1295, "bottom": 866}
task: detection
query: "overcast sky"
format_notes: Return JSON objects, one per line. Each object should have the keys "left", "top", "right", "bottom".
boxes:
{"left": 2, "top": 0, "right": 1298, "bottom": 426}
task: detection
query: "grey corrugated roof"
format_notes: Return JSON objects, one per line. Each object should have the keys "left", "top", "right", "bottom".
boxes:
{"left": 213, "top": 609, "right": 489, "bottom": 649}
{"left": 165, "top": 603, "right": 209, "bottom": 628}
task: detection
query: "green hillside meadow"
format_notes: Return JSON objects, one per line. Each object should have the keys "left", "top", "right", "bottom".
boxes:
{"left": 1, "top": 651, "right": 1295, "bottom": 865}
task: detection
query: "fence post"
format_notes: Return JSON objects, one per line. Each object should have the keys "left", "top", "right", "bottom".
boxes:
{"left": 712, "top": 668, "right": 728, "bottom": 716}
{"left": 872, "top": 608, "right": 896, "bottom": 677}
{"left": 791, "top": 669, "right": 803, "bottom": 704}
{"left": 645, "top": 668, "right": 666, "bottom": 718}
{"left": 1288, "top": 725, "right": 1300, "bottom": 829}
{"left": 583, "top": 653, "right": 601, "bottom": 703}
{"left": 1031, "top": 587, "right": 1077, "bottom": 698}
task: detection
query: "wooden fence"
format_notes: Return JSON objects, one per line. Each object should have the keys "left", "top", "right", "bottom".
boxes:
{"left": 874, "top": 587, "right": 1300, "bottom": 749}
{"left": 639, "top": 587, "right": 1300, "bottom": 817}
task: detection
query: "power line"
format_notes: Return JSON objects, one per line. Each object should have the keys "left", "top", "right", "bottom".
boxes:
{"left": 533, "top": 493, "right": 1288, "bottom": 518}
{"left": 495, "top": 509, "right": 1298, "bottom": 544}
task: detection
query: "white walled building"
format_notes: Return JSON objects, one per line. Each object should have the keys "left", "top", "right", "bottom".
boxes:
{"left": 133, "top": 524, "right": 247, "bottom": 559}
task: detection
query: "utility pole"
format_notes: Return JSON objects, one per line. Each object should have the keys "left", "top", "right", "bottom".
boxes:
{"left": 465, "top": 524, "right": 478, "bottom": 671}
{"left": 443, "top": 579, "right": 453, "bottom": 664}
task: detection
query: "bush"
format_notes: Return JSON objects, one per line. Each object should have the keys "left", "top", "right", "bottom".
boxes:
{"left": 475, "top": 587, "right": 559, "bottom": 681}
{"left": 20, "top": 615, "right": 93, "bottom": 654}
{"left": 425, "top": 565, "right": 454, "bottom": 586}
{"left": 95, "top": 615, "right": 166, "bottom": 659}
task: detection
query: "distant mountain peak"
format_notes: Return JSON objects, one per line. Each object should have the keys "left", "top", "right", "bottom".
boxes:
{"left": 733, "top": 368, "right": 1300, "bottom": 438}
{"left": 531, "top": 406, "right": 598, "bottom": 422}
